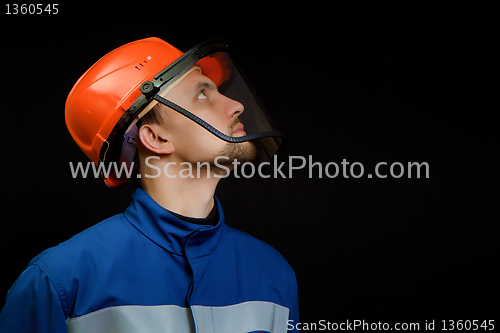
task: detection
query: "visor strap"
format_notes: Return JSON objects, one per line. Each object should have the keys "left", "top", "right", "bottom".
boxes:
{"left": 153, "top": 95, "right": 282, "bottom": 143}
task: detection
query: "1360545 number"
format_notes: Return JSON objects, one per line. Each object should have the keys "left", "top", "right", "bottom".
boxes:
{"left": 5, "top": 4, "right": 59, "bottom": 15}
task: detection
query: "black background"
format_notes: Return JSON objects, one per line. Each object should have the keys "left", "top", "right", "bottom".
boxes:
{"left": 2, "top": 2, "right": 497, "bottom": 326}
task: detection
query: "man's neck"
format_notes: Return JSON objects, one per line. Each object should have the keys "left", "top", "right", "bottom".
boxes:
{"left": 140, "top": 166, "right": 220, "bottom": 219}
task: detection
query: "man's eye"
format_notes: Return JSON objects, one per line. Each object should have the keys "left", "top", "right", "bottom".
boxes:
{"left": 198, "top": 91, "right": 208, "bottom": 100}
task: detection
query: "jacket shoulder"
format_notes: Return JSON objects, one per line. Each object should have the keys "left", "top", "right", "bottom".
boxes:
{"left": 29, "top": 213, "right": 128, "bottom": 268}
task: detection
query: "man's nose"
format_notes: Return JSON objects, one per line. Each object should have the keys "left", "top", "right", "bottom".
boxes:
{"left": 222, "top": 94, "right": 244, "bottom": 118}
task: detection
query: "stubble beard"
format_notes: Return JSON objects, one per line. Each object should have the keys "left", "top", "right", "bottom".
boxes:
{"left": 210, "top": 141, "right": 257, "bottom": 176}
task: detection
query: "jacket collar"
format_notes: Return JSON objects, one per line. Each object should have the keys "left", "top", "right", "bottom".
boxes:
{"left": 123, "top": 188, "right": 224, "bottom": 258}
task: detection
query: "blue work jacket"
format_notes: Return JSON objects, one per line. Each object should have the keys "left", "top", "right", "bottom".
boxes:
{"left": 0, "top": 188, "right": 298, "bottom": 332}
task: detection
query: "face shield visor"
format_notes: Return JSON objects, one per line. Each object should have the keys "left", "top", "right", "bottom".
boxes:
{"left": 100, "top": 40, "right": 284, "bottom": 186}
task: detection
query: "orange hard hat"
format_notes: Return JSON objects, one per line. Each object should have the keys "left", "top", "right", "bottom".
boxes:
{"left": 65, "top": 37, "right": 231, "bottom": 187}
{"left": 65, "top": 38, "right": 182, "bottom": 175}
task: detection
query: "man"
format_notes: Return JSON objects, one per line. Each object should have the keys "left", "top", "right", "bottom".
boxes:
{"left": 0, "top": 37, "right": 298, "bottom": 332}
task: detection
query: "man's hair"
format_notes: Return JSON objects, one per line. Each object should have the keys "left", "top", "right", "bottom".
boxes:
{"left": 137, "top": 103, "right": 163, "bottom": 127}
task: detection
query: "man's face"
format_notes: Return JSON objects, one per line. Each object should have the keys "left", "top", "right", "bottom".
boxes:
{"left": 158, "top": 69, "right": 256, "bottom": 165}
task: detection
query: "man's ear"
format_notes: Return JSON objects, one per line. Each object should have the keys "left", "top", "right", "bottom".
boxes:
{"left": 138, "top": 124, "right": 175, "bottom": 155}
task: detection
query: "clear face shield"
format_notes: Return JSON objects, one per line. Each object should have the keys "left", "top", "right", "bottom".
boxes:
{"left": 101, "top": 40, "right": 284, "bottom": 185}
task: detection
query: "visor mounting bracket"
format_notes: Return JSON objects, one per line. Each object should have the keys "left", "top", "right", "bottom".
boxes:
{"left": 139, "top": 81, "right": 159, "bottom": 98}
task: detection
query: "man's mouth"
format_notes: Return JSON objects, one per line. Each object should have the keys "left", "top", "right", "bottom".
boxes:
{"left": 232, "top": 123, "right": 246, "bottom": 136}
